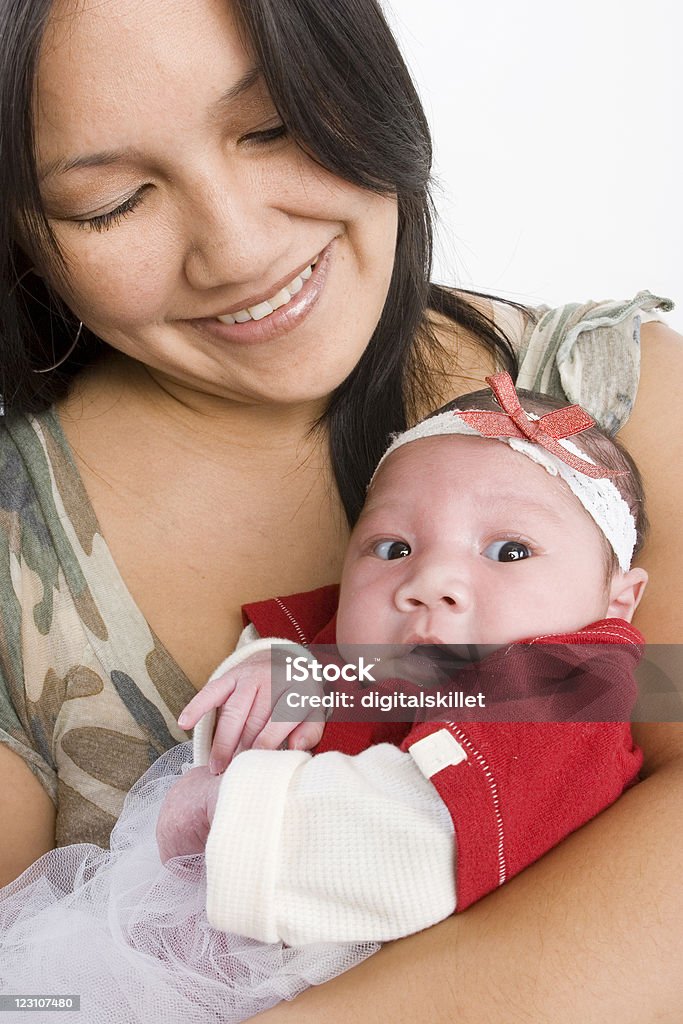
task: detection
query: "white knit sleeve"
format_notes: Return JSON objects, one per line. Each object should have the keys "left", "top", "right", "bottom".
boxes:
{"left": 205, "top": 743, "right": 456, "bottom": 945}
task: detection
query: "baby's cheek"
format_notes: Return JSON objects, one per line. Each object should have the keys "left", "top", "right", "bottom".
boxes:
{"left": 336, "top": 570, "right": 392, "bottom": 647}
{"left": 335, "top": 592, "right": 370, "bottom": 648}
{"left": 334, "top": 586, "right": 354, "bottom": 646}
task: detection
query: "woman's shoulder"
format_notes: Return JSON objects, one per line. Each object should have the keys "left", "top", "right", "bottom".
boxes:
{"left": 0, "top": 405, "right": 76, "bottom": 508}
{"left": 0, "top": 410, "right": 62, "bottom": 618}
{"left": 510, "top": 290, "right": 674, "bottom": 434}
{"left": 0, "top": 410, "right": 65, "bottom": 807}
{"left": 0, "top": 407, "right": 104, "bottom": 794}
{"left": 616, "top": 318, "right": 683, "bottom": 644}
{"left": 0, "top": 407, "right": 96, "bottom": 620}
{"left": 0, "top": 407, "right": 194, "bottom": 847}
{"left": 430, "top": 288, "right": 673, "bottom": 433}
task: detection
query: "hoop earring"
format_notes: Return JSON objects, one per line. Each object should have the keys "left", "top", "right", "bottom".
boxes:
{"left": 33, "top": 321, "right": 83, "bottom": 374}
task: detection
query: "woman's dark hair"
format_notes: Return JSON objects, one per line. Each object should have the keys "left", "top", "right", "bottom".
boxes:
{"left": 0, "top": 0, "right": 522, "bottom": 522}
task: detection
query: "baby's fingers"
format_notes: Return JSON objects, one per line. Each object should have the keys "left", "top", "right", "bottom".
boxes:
{"left": 251, "top": 719, "right": 301, "bottom": 752}
{"left": 252, "top": 716, "right": 324, "bottom": 752}
{"left": 209, "top": 691, "right": 257, "bottom": 773}
{"left": 177, "top": 675, "right": 238, "bottom": 731}
{"left": 287, "top": 719, "right": 325, "bottom": 751}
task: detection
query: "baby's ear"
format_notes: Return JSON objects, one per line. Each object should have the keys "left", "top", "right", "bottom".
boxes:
{"left": 605, "top": 567, "right": 649, "bottom": 622}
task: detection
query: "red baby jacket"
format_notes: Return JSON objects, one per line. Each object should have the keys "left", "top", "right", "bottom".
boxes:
{"left": 242, "top": 585, "right": 643, "bottom": 911}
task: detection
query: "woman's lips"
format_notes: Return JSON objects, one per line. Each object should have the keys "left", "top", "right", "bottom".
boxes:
{"left": 187, "top": 239, "right": 334, "bottom": 345}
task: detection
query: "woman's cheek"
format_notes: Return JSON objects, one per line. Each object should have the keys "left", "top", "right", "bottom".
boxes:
{"left": 52, "top": 225, "right": 179, "bottom": 328}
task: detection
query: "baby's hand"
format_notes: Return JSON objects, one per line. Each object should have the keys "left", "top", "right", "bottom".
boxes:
{"left": 177, "top": 650, "right": 325, "bottom": 774}
{"left": 156, "top": 765, "right": 221, "bottom": 863}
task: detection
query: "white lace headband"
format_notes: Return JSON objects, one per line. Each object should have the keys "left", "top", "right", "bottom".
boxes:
{"left": 372, "top": 373, "right": 637, "bottom": 572}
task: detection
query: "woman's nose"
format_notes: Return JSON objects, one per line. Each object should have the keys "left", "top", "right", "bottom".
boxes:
{"left": 182, "top": 167, "right": 285, "bottom": 291}
{"left": 393, "top": 564, "right": 470, "bottom": 614}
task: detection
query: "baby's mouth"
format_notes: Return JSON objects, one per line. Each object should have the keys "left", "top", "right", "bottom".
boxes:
{"left": 397, "top": 643, "right": 501, "bottom": 682}
{"left": 371, "top": 644, "right": 477, "bottom": 686}
{"left": 410, "top": 643, "right": 475, "bottom": 663}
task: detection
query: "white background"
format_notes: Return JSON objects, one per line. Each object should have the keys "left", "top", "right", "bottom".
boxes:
{"left": 384, "top": 0, "right": 681, "bottom": 330}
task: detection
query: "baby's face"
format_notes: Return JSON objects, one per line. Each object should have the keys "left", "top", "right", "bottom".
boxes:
{"left": 336, "top": 435, "right": 616, "bottom": 661}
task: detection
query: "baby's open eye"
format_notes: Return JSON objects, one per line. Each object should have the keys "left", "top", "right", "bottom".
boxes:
{"left": 483, "top": 540, "right": 532, "bottom": 562}
{"left": 373, "top": 540, "right": 411, "bottom": 560}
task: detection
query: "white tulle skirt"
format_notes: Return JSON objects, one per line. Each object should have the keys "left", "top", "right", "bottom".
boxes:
{"left": 0, "top": 744, "right": 378, "bottom": 1023}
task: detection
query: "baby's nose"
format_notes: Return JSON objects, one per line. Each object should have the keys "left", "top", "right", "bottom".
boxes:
{"left": 394, "top": 564, "right": 470, "bottom": 613}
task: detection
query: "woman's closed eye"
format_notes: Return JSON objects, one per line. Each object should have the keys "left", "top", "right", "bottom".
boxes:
{"left": 483, "top": 539, "right": 532, "bottom": 562}
{"left": 74, "top": 122, "right": 289, "bottom": 233}
{"left": 74, "top": 189, "right": 150, "bottom": 233}
{"left": 373, "top": 539, "right": 411, "bottom": 560}
{"left": 239, "top": 122, "right": 288, "bottom": 146}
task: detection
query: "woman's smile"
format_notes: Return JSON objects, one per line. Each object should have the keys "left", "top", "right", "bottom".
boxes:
{"left": 187, "top": 240, "right": 332, "bottom": 346}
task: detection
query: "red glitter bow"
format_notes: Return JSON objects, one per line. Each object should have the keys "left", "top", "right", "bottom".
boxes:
{"left": 455, "top": 372, "right": 621, "bottom": 479}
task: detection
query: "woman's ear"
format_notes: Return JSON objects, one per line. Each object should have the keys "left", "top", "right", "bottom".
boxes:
{"left": 605, "top": 567, "right": 649, "bottom": 622}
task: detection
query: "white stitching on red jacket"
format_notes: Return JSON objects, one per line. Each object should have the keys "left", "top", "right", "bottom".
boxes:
{"left": 274, "top": 599, "right": 309, "bottom": 646}
{"left": 445, "top": 723, "right": 507, "bottom": 887}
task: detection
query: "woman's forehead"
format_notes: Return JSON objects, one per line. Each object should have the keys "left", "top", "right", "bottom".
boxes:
{"left": 35, "top": 0, "right": 250, "bottom": 168}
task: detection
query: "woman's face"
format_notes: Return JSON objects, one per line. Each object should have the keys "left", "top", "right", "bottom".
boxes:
{"left": 33, "top": 0, "right": 398, "bottom": 408}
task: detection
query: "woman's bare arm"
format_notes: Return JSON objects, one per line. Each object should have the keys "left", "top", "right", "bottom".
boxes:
{"left": 620, "top": 320, "right": 683, "bottom": 642}
{"left": 254, "top": 320, "right": 683, "bottom": 1022}
{"left": 0, "top": 744, "right": 56, "bottom": 886}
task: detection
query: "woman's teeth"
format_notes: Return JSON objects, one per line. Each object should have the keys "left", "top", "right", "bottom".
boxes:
{"left": 216, "top": 258, "right": 317, "bottom": 325}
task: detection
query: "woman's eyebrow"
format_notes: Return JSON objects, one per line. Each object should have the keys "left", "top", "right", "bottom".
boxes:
{"left": 205, "top": 65, "right": 263, "bottom": 126}
{"left": 39, "top": 145, "right": 145, "bottom": 183}
{"left": 38, "top": 65, "right": 262, "bottom": 183}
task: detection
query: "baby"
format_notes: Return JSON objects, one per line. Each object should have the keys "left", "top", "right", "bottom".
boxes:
{"left": 158, "top": 372, "right": 648, "bottom": 945}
